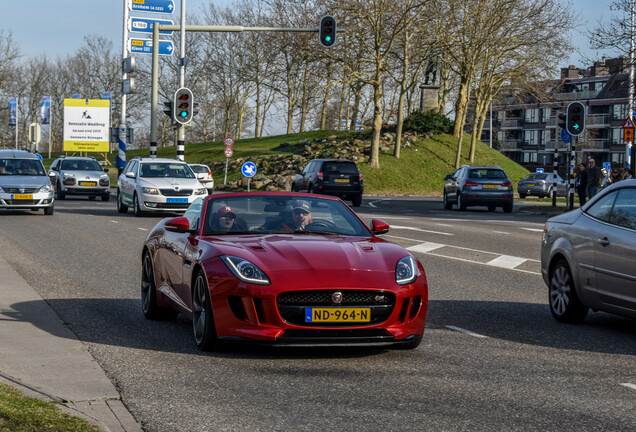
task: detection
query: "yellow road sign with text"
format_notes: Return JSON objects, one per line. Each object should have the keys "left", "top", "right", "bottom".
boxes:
{"left": 63, "top": 99, "right": 110, "bottom": 152}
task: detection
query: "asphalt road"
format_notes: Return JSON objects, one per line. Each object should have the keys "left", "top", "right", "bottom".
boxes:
{"left": 0, "top": 196, "right": 634, "bottom": 431}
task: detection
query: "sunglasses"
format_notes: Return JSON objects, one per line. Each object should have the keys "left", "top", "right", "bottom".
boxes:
{"left": 220, "top": 214, "right": 235, "bottom": 219}
{"left": 293, "top": 209, "right": 309, "bottom": 215}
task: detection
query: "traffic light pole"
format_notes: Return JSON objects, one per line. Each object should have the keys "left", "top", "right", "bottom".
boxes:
{"left": 149, "top": 23, "right": 336, "bottom": 160}
{"left": 176, "top": 0, "right": 186, "bottom": 162}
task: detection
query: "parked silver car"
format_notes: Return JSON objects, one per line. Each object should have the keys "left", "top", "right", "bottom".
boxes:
{"left": 0, "top": 150, "right": 55, "bottom": 215}
{"left": 117, "top": 157, "right": 207, "bottom": 216}
{"left": 49, "top": 156, "right": 111, "bottom": 200}
{"left": 541, "top": 179, "right": 636, "bottom": 322}
{"left": 518, "top": 172, "right": 566, "bottom": 198}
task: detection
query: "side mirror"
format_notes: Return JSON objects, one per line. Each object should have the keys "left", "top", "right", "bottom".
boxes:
{"left": 103, "top": 168, "right": 109, "bottom": 173}
{"left": 370, "top": 218, "right": 389, "bottom": 235}
{"left": 165, "top": 217, "right": 195, "bottom": 234}
{"left": 444, "top": 174, "right": 452, "bottom": 181}
{"left": 125, "top": 171, "right": 135, "bottom": 178}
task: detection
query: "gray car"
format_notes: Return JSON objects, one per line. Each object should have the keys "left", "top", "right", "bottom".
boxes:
{"left": 518, "top": 172, "right": 566, "bottom": 198}
{"left": 0, "top": 150, "right": 55, "bottom": 215}
{"left": 443, "top": 165, "right": 514, "bottom": 213}
{"left": 117, "top": 157, "right": 208, "bottom": 216}
{"left": 49, "top": 156, "right": 111, "bottom": 200}
{"left": 541, "top": 179, "right": 636, "bottom": 323}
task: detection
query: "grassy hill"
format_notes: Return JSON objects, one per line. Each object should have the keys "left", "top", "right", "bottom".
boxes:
{"left": 46, "top": 130, "right": 529, "bottom": 196}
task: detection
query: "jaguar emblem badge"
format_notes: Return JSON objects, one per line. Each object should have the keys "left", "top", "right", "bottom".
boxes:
{"left": 332, "top": 292, "right": 343, "bottom": 304}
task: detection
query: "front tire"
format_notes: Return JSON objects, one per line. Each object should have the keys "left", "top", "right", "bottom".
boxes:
{"left": 133, "top": 193, "right": 144, "bottom": 217}
{"left": 443, "top": 192, "right": 452, "bottom": 210}
{"left": 56, "top": 182, "right": 65, "bottom": 200}
{"left": 44, "top": 206, "right": 54, "bottom": 215}
{"left": 117, "top": 190, "right": 128, "bottom": 213}
{"left": 351, "top": 195, "right": 362, "bottom": 207}
{"left": 192, "top": 270, "right": 219, "bottom": 351}
{"left": 549, "top": 259, "right": 588, "bottom": 323}
{"left": 101, "top": 194, "right": 110, "bottom": 202}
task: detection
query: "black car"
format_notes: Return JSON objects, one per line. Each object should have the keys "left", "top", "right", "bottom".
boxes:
{"left": 291, "top": 159, "right": 363, "bottom": 206}
{"left": 443, "top": 165, "right": 514, "bottom": 213}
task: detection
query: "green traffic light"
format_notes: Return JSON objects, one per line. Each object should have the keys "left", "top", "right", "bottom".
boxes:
{"left": 179, "top": 111, "right": 188, "bottom": 117}
{"left": 325, "top": 35, "right": 332, "bottom": 42}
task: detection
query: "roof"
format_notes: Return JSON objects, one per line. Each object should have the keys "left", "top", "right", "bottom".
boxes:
{"left": 0, "top": 150, "right": 40, "bottom": 159}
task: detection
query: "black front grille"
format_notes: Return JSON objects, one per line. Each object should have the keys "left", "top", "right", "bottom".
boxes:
{"left": 153, "top": 202, "right": 190, "bottom": 209}
{"left": 160, "top": 189, "right": 192, "bottom": 197}
{"left": 277, "top": 290, "right": 395, "bottom": 326}
{"left": 4, "top": 200, "right": 39, "bottom": 205}
{"left": 4, "top": 187, "right": 38, "bottom": 193}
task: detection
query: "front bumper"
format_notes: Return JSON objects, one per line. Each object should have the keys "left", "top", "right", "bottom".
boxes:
{"left": 62, "top": 186, "right": 110, "bottom": 196}
{"left": 139, "top": 192, "right": 201, "bottom": 212}
{"left": 0, "top": 190, "right": 55, "bottom": 209}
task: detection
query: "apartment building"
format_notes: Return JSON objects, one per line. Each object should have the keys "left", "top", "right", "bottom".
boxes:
{"left": 482, "top": 57, "right": 632, "bottom": 171}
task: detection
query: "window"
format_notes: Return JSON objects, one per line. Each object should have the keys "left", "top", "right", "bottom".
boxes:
{"left": 586, "top": 190, "right": 617, "bottom": 223}
{"left": 523, "top": 152, "right": 538, "bottom": 163}
{"left": 524, "top": 130, "right": 539, "bottom": 146}
{"left": 610, "top": 188, "right": 636, "bottom": 230}
{"left": 183, "top": 198, "right": 203, "bottom": 230}
{"left": 613, "top": 104, "right": 629, "bottom": 120}
{"left": 525, "top": 109, "right": 539, "bottom": 123}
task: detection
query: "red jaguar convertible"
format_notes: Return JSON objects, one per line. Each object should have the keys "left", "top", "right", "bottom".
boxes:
{"left": 141, "top": 192, "right": 428, "bottom": 350}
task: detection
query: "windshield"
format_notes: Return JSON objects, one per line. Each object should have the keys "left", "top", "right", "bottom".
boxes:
{"left": 61, "top": 159, "right": 102, "bottom": 171}
{"left": 0, "top": 158, "right": 46, "bottom": 176}
{"left": 199, "top": 194, "right": 372, "bottom": 237}
{"left": 140, "top": 163, "right": 195, "bottom": 179}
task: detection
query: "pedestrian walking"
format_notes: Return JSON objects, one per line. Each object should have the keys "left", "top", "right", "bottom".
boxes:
{"left": 586, "top": 158, "right": 601, "bottom": 198}
{"left": 576, "top": 162, "right": 588, "bottom": 206}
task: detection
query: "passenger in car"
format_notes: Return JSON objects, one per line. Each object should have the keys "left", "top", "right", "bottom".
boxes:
{"left": 210, "top": 206, "right": 246, "bottom": 232}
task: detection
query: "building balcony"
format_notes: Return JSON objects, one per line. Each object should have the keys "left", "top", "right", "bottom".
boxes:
{"left": 500, "top": 118, "right": 523, "bottom": 129}
{"left": 499, "top": 140, "right": 523, "bottom": 150}
{"left": 578, "top": 138, "right": 609, "bottom": 150}
{"left": 544, "top": 140, "right": 567, "bottom": 150}
{"left": 554, "top": 90, "right": 601, "bottom": 101}
{"left": 586, "top": 114, "right": 610, "bottom": 127}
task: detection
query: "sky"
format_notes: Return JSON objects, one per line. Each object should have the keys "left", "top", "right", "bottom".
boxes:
{"left": 0, "top": 0, "right": 621, "bottom": 70}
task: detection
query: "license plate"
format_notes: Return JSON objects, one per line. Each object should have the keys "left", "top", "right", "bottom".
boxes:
{"left": 526, "top": 183, "right": 535, "bottom": 187}
{"left": 167, "top": 198, "right": 188, "bottom": 204}
{"left": 483, "top": 184, "right": 498, "bottom": 189}
{"left": 335, "top": 178, "right": 349, "bottom": 183}
{"left": 305, "top": 307, "right": 371, "bottom": 323}
{"left": 79, "top": 181, "right": 96, "bottom": 186}
{"left": 11, "top": 194, "right": 33, "bottom": 200}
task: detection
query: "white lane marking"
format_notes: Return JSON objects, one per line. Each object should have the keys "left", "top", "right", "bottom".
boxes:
{"left": 138, "top": 228, "right": 148, "bottom": 231}
{"left": 375, "top": 216, "right": 414, "bottom": 220}
{"left": 368, "top": 199, "right": 391, "bottom": 208}
{"left": 430, "top": 218, "right": 543, "bottom": 226}
{"left": 520, "top": 227, "right": 544, "bottom": 232}
{"left": 493, "top": 231, "right": 510, "bottom": 234}
{"left": 487, "top": 255, "right": 528, "bottom": 269}
{"left": 391, "top": 225, "right": 453, "bottom": 236}
{"left": 110, "top": 220, "right": 119, "bottom": 224}
{"left": 446, "top": 326, "right": 488, "bottom": 338}
{"left": 407, "top": 242, "right": 445, "bottom": 253}
{"left": 620, "top": 383, "right": 636, "bottom": 391}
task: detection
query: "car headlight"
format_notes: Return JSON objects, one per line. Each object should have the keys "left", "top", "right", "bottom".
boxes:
{"left": 221, "top": 255, "right": 270, "bottom": 285}
{"left": 396, "top": 256, "right": 417, "bottom": 285}
{"left": 195, "top": 187, "right": 207, "bottom": 195}
{"left": 39, "top": 185, "right": 53, "bottom": 193}
{"left": 142, "top": 187, "right": 159, "bottom": 195}
{"left": 63, "top": 173, "right": 74, "bottom": 179}
{"left": 0, "top": 186, "right": 4, "bottom": 193}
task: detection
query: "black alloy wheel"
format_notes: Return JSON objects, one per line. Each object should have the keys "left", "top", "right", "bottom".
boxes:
{"left": 549, "top": 259, "right": 588, "bottom": 323}
{"left": 117, "top": 190, "right": 128, "bottom": 213}
{"left": 56, "top": 182, "right": 65, "bottom": 200}
{"left": 192, "top": 270, "right": 219, "bottom": 351}
{"left": 133, "top": 194, "right": 144, "bottom": 217}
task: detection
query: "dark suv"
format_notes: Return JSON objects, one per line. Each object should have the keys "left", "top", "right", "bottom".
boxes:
{"left": 443, "top": 165, "right": 514, "bottom": 213}
{"left": 291, "top": 159, "right": 363, "bottom": 206}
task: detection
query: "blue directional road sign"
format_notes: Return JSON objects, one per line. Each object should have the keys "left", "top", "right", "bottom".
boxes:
{"left": 129, "top": 17, "right": 174, "bottom": 35}
{"left": 129, "top": 38, "right": 174, "bottom": 56}
{"left": 560, "top": 129, "right": 572, "bottom": 143}
{"left": 129, "top": 0, "right": 175, "bottom": 14}
{"left": 241, "top": 162, "right": 257, "bottom": 178}
{"left": 536, "top": 168, "right": 544, "bottom": 173}
{"left": 603, "top": 162, "right": 611, "bottom": 171}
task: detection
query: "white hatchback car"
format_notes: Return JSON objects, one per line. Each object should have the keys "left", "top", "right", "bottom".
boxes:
{"left": 117, "top": 157, "right": 207, "bottom": 216}
{"left": 188, "top": 163, "right": 214, "bottom": 192}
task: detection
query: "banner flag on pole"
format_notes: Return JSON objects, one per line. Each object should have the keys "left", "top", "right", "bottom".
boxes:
{"left": 40, "top": 96, "right": 51, "bottom": 125}
{"left": 8, "top": 97, "right": 17, "bottom": 126}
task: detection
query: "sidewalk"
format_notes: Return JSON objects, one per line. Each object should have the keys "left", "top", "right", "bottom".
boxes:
{"left": 0, "top": 256, "right": 142, "bottom": 432}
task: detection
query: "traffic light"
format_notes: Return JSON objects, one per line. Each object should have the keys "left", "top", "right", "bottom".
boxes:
{"left": 319, "top": 16, "right": 336, "bottom": 47}
{"left": 558, "top": 111, "right": 566, "bottom": 130}
{"left": 163, "top": 100, "right": 173, "bottom": 118}
{"left": 566, "top": 101, "right": 585, "bottom": 136}
{"left": 173, "top": 87, "right": 193, "bottom": 125}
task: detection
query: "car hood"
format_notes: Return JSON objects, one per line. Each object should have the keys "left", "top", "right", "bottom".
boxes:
{"left": 139, "top": 178, "right": 202, "bottom": 188}
{"left": 202, "top": 234, "right": 412, "bottom": 288}
{"left": 0, "top": 175, "right": 51, "bottom": 188}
